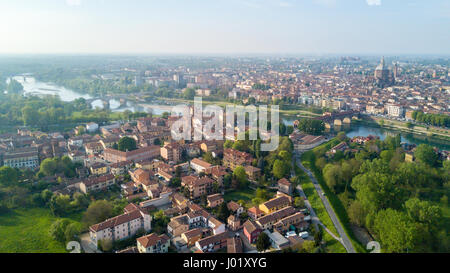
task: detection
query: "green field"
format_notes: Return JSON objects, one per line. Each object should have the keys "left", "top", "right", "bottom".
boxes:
{"left": 0, "top": 208, "right": 71, "bottom": 253}
{"left": 224, "top": 188, "right": 256, "bottom": 208}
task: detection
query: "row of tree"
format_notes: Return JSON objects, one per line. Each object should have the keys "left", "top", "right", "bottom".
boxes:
{"left": 411, "top": 111, "right": 450, "bottom": 128}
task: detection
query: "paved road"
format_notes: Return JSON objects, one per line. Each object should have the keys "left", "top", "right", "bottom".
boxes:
{"left": 80, "top": 233, "right": 102, "bottom": 253}
{"left": 295, "top": 153, "right": 356, "bottom": 253}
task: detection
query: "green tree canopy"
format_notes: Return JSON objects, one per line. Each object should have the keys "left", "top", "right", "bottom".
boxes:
{"left": 118, "top": 137, "right": 137, "bottom": 152}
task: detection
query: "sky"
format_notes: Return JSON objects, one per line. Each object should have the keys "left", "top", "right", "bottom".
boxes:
{"left": 0, "top": 0, "right": 449, "bottom": 55}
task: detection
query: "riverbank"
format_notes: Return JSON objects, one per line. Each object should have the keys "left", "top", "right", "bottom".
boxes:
{"left": 356, "top": 116, "right": 450, "bottom": 142}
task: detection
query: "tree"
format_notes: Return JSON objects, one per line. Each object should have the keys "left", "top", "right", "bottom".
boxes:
{"left": 300, "top": 240, "right": 316, "bottom": 253}
{"left": 294, "top": 197, "right": 305, "bottom": 208}
{"left": 373, "top": 209, "right": 417, "bottom": 253}
{"left": 0, "top": 166, "right": 19, "bottom": 186}
{"left": 224, "top": 140, "right": 234, "bottom": 149}
{"left": 404, "top": 198, "right": 442, "bottom": 225}
{"left": 256, "top": 232, "right": 271, "bottom": 253}
{"left": 273, "top": 159, "right": 289, "bottom": 179}
{"left": 118, "top": 137, "right": 137, "bottom": 152}
{"left": 337, "top": 132, "right": 347, "bottom": 142}
{"left": 216, "top": 202, "right": 231, "bottom": 222}
{"left": 297, "top": 119, "right": 325, "bottom": 135}
{"left": 49, "top": 194, "right": 72, "bottom": 216}
{"left": 348, "top": 200, "right": 366, "bottom": 226}
{"left": 22, "top": 106, "right": 39, "bottom": 126}
{"left": 414, "top": 144, "right": 438, "bottom": 167}
{"left": 183, "top": 88, "right": 196, "bottom": 100}
{"left": 65, "top": 222, "right": 82, "bottom": 242}
{"left": 49, "top": 219, "right": 70, "bottom": 243}
{"left": 83, "top": 200, "right": 113, "bottom": 226}
{"left": 233, "top": 166, "right": 247, "bottom": 188}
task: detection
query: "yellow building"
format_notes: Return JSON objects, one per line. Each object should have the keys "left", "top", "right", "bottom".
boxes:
{"left": 90, "top": 163, "right": 109, "bottom": 176}
{"left": 259, "top": 196, "right": 291, "bottom": 215}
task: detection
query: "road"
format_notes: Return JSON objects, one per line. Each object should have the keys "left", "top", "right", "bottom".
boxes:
{"left": 294, "top": 153, "right": 356, "bottom": 253}
{"left": 80, "top": 233, "right": 102, "bottom": 253}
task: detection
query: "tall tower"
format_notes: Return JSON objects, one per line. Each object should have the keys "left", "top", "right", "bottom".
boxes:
{"left": 393, "top": 62, "right": 399, "bottom": 79}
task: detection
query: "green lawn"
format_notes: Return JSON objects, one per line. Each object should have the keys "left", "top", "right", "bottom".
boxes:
{"left": 223, "top": 188, "right": 256, "bottom": 208}
{"left": 0, "top": 208, "right": 73, "bottom": 253}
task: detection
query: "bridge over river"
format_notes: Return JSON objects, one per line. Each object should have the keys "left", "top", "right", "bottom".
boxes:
{"left": 313, "top": 111, "right": 361, "bottom": 128}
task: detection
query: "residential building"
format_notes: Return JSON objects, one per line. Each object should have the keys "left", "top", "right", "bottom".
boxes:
{"left": 244, "top": 165, "right": 261, "bottom": 181}
{"left": 243, "top": 219, "right": 262, "bottom": 244}
{"left": 190, "top": 158, "right": 212, "bottom": 174}
{"left": 89, "top": 204, "right": 152, "bottom": 246}
{"left": 80, "top": 174, "right": 116, "bottom": 194}
{"left": 207, "top": 194, "right": 224, "bottom": 208}
{"left": 104, "top": 146, "right": 160, "bottom": 164}
{"left": 137, "top": 233, "right": 170, "bottom": 253}
{"left": 227, "top": 215, "right": 241, "bottom": 231}
{"left": 181, "top": 228, "right": 203, "bottom": 247}
{"left": 277, "top": 178, "right": 293, "bottom": 195}
{"left": 181, "top": 176, "right": 215, "bottom": 199}
{"left": 2, "top": 147, "right": 39, "bottom": 169}
{"left": 256, "top": 206, "right": 297, "bottom": 230}
{"left": 223, "top": 149, "right": 253, "bottom": 170}
{"left": 160, "top": 143, "right": 183, "bottom": 163}
{"left": 259, "top": 196, "right": 291, "bottom": 214}
{"left": 195, "top": 232, "right": 230, "bottom": 253}
{"left": 227, "top": 237, "right": 243, "bottom": 253}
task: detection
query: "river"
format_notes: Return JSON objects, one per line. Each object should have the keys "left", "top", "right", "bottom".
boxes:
{"left": 8, "top": 76, "right": 449, "bottom": 150}
{"left": 7, "top": 76, "right": 170, "bottom": 115}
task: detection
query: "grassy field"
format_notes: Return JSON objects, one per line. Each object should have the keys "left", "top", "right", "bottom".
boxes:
{"left": 224, "top": 188, "right": 256, "bottom": 209}
{"left": 0, "top": 208, "right": 76, "bottom": 253}
{"left": 301, "top": 139, "right": 367, "bottom": 253}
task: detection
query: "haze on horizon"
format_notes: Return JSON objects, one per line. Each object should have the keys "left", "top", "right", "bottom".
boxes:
{"left": 0, "top": 0, "right": 449, "bottom": 55}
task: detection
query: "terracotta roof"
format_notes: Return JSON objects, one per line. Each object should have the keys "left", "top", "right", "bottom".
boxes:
{"left": 90, "top": 209, "right": 143, "bottom": 232}
{"left": 243, "top": 219, "right": 261, "bottom": 234}
{"left": 278, "top": 178, "right": 291, "bottom": 186}
{"left": 191, "top": 158, "right": 212, "bottom": 169}
{"left": 83, "top": 174, "right": 115, "bottom": 187}
{"left": 261, "top": 196, "right": 290, "bottom": 210}
{"left": 227, "top": 201, "right": 241, "bottom": 212}
{"left": 257, "top": 206, "right": 296, "bottom": 225}
{"left": 137, "top": 233, "right": 169, "bottom": 248}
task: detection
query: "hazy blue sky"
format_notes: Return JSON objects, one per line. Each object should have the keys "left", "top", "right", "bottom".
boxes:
{"left": 0, "top": 0, "right": 449, "bottom": 54}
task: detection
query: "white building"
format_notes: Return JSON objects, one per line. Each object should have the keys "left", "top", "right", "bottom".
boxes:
{"left": 190, "top": 158, "right": 212, "bottom": 174}
{"left": 86, "top": 122, "right": 99, "bottom": 133}
{"left": 89, "top": 204, "right": 152, "bottom": 246}
{"left": 386, "top": 104, "right": 404, "bottom": 118}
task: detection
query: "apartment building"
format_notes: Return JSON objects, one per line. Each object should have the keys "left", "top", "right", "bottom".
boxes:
{"left": 190, "top": 158, "right": 212, "bottom": 174}
{"left": 223, "top": 149, "right": 253, "bottom": 170}
{"left": 137, "top": 233, "right": 170, "bottom": 253}
{"left": 104, "top": 145, "right": 160, "bottom": 164}
{"left": 259, "top": 196, "right": 291, "bottom": 214}
{"left": 80, "top": 174, "right": 116, "bottom": 194}
{"left": 160, "top": 143, "right": 183, "bottom": 163}
{"left": 89, "top": 204, "right": 152, "bottom": 246}
{"left": 2, "top": 147, "right": 39, "bottom": 169}
{"left": 181, "top": 176, "right": 215, "bottom": 199}
{"left": 256, "top": 206, "right": 297, "bottom": 230}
